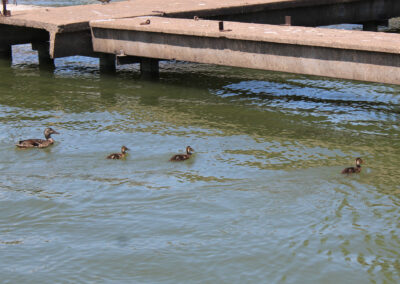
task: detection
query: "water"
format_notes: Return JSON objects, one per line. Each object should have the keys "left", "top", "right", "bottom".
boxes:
{"left": 1, "top": 2, "right": 400, "bottom": 283}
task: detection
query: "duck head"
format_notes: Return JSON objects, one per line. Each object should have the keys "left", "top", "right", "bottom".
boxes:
{"left": 121, "top": 146, "right": 129, "bottom": 154}
{"left": 44, "top": 128, "right": 59, "bottom": 139}
{"left": 355, "top": 157, "right": 363, "bottom": 166}
{"left": 186, "top": 146, "right": 194, "bottom": 154}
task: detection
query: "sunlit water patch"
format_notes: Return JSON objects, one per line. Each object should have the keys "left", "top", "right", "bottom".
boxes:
{"left": 216, "top": 79, "right": 400, "bottom": 134}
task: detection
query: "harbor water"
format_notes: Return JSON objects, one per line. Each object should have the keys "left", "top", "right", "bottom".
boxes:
{"left": 0, "top": 1, "right": 400, "bottom": 283}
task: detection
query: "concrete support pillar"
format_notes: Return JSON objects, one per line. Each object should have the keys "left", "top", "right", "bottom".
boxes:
{"left": 362, "top": 21, "right": 378, "bottom": 32}
{"left": 34, "top": 42, "right": 55, "bottom": 71}
{"left": 140, "top": 58, "right": 159, "bottom": 80}
{"left": 99, "top": 53, "right": 116, "bottom": 74}
{"left": 0, "top": 44, "right": 12, "bottom": 66}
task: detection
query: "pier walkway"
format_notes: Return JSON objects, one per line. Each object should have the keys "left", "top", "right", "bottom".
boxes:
{"left": 91, "top": 17, "right": 400, "bottom": 84}
{"left": 1, "top": 0, "right": 400, "bottom": 84}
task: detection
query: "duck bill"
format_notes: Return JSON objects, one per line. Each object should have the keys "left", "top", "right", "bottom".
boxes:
{"left": 52, "top": 130, "right": 60, "bottom": 134}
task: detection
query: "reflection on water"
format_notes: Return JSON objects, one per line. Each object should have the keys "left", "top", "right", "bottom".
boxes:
{"left": 1, "top": 15, "right": 400, "bottom": 284}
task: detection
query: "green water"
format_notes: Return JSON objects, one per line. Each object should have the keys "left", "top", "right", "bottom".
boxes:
{"left": 1, "top": 11, "right": 400, "bottom": 284}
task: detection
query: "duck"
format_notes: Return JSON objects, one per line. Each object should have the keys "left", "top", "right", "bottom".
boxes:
{"left": 16, "top": 128, "right": 59, "bottom": 148}
{"left": 341, "top": 158, "right": 363, "bottom": 174}
{"left": 170, "top": 146, "right": 194, "bottom": 161}
{"left": 107, "top": 146, "right": 129, "bottom": 159}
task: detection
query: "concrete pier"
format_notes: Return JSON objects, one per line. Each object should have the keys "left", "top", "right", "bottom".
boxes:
{"left": 91, "top": 17, "right": 400, "bottom": 85}
{"left": 140, "top": 58, "right": 159, "bottom": 80}
{"left": 363, "top": 21, "right": 379, "bottom": 32}
{"left": 1, "top": 1, "right": 400, "bottom": 83}
{"left": 99, "top": 53, "right": 116, "bottom": 74}
{"left": 0, "top": 44, "right": 12, "bottom": 66}
{"left": 1, "top": 0, "right": 400, "bottom": 59}
{"left": 32, "top": 41, "right": 55, "bottom": 71}
{"left": 0, "top": 44, "right": 11, "bottom": 59}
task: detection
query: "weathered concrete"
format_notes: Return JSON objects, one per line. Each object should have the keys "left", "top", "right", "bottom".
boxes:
{"left": 0, "top": 25, "right": 49, "bottom": 46}
{"left": 363, "top": 21, "right": 379, "bottom": 31}
{"left": 1, "top": 0, "right": 400, "bottom": 59}
{"left": 0, "top": 44, "right": 12, "bottom": 66}
{"left": 6, "top": 4, "right": 48, "bottom": 12}
{"left": 99, "top": 53, "right": 116, "bottom": 73}
{"left": 140, "top": 58, "right": 159, "bottom": 80}
{"left": 3, "top": 1, "right": 400, "bottom": 32}
{"left": 1, "top": 0, "right": 400, "bottom": 82}
{"left": 32, "top": 41, "right": 55, "bottom": 71}
{"left": 91, "top": 17, "right": 400, "bottom": 85}
{"left": 197, "top": 0, "right": 400, "bottom": 27}
{"left": 0, "top": 43, "right": 11, "bottom": 57}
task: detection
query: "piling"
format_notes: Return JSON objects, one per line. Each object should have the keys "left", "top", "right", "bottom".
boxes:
{"left": 140, "top": 58, "right": 159, "bottom": 80}
{"left": 0, "top": 44, "right": 12, "bottom": 65}
{"left": 99, "top": 53, "right": 116, "bottom": 74}
{"left": 363, "top": 21, "right": 378, "bottom": 32}
{"left": 33, "top": 42, "right": 55, "bottom": 71}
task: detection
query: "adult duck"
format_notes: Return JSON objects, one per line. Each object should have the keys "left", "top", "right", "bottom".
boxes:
{"left": 342, "top": 158, "right": 363, "bottom": 174}
{"left": 107, "top": 146, "right": 129, "bottom": 159}
{"left": 16, "top": 128, "right": 59, "bottom": 148}
{"left": 170, "top": 146, "right": 194, "bottom": 161}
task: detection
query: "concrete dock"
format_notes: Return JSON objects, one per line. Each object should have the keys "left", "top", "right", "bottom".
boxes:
{"left": 1, "top": 0, "right": 400, "bottom": 57}
{"left": 1, "top": 0, "right": 400, "bottom": 84}
{"left": 91, "top": 17, "right": 400, "bottom": 84}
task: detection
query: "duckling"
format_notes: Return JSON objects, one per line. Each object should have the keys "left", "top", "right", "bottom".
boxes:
{"left": 107, "top": 146, "right": 129, "bottom": 159}
{"left": 170, "top": 146, "right": 194, "bottom": 161}
{"left": 342, "top": 158, "right": 363, "bottom": 174}
{"left": 16, "top": 128, "right": 59, "bottom": 148}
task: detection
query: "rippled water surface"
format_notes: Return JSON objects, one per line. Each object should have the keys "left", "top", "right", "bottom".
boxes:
{"left": 1, "top": 1, "right": 400, "bottom": 283}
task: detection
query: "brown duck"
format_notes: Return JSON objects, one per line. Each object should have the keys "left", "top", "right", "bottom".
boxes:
{"left": 16, "top": 128, "right": 59, "bottom": 148}
{"left": 107, "top": 146, "right": 129, "bottom": 159}
{"left": 342, "top": 158, "right": 363, "bottom": 174}
{"left": 170, "top": 146, "right": 194, "bottom": 161}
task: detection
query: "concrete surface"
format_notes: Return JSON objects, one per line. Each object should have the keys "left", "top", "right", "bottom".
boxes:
{"left": 1, "top": 0, "right": 400, "bottom": 58}
{"left": 1, "top": 0, "right": 400, "bottom": 84}
{"left": 91, "top": 17, "right": 400, "bottom": 84}
{"left": 5, "top": 4, "right": 48, "bottom": 12}
{"left": 0, "top": 0, "right": 399, "bottom": 33}
{"left": 91, "top": 16, "right": 400, "bottom": 54}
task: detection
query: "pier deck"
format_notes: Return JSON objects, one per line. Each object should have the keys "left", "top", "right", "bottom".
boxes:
{"left": 1, "top": 0, "right": 400, "bottom": 58}
{"left": 1, "top": 0, "right": 400, "bottom": 84}
{"left": 91, "top": 17, "right": 400, "bottom": 84}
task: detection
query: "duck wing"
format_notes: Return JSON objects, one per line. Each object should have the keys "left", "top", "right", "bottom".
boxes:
{"left": 37, "top": 140, "right": 54, "bottom": 148}
{"left": 170, "top": 154, "right": 189, "bottom": 161}
{"left": 341, "top": 166, "right": 356, "bottom": 174}
{"left": 16, "top": 139, "right": 46, "bottom": 148}
{"left": 107, "top": 153, "right": 122, "bottom": 159}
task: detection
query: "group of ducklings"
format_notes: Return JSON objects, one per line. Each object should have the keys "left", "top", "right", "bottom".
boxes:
{"left": 16, "top": 128, "right": 195, "bottom": 162}
{"left": 16, "top": 128, "right": 364, "bottom": 172}
{"left": 105, "top": 145, "right": 195, "bottom": 161}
